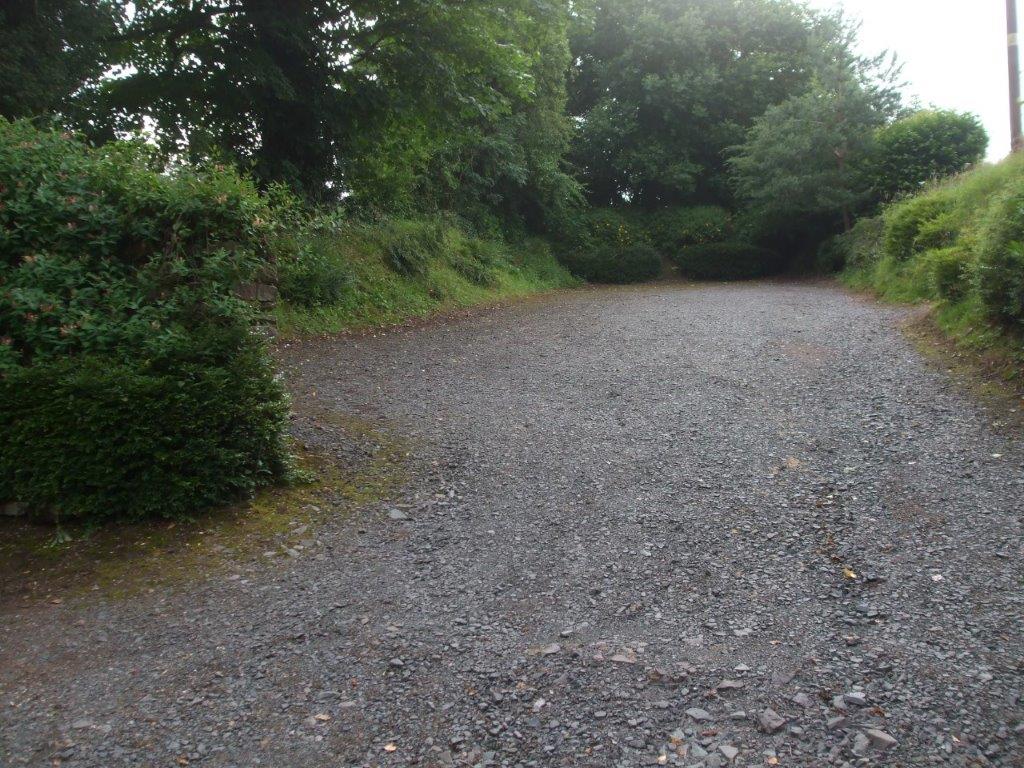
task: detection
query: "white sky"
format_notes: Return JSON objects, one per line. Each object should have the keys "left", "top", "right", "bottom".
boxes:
{"left": 807, "top": 0, "right": 1012, "bottom": 161}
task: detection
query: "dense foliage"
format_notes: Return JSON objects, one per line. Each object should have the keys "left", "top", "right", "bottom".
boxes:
{"left": 672, "top": 243, "right": 782, "bottom": 281}
{"left": 840, "top": 154, "right": 1024, "bottom": 370}
{"left": 80, "top": 0, "right": 581, "bottom": 234}
{"left": 568, "top": 0, "right": 832, "bottom": 208}
{"left": 0, "top": 0, "right": 121, "bottom": 120}
{"left": 0, "top": 120, "right": 290, "bottom": 520}
{"left": 869, "top": 111, "right": 988, "bottom": 201}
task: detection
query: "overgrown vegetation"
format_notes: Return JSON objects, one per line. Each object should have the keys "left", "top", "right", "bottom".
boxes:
{"left": 273, "top": 215, "right": 577, "bottom": 336}
{"left": 838, "top": 154, "right": 1024, "bottom": 379}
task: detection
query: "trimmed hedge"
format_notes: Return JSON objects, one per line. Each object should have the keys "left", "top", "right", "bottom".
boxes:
{"left": 0, "top": 119, "right": 290, "bottom": 521}
{"left": 672, "top": 242, "right": 781, "bottom": 280}
{"left": 561, "top": 243, "right": 661, "bottom": 283}
{"left": 1, "top": 344, "right": 289, "bottom": 521}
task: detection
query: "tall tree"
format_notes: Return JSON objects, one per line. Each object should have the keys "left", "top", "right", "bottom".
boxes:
{"left": 727, "top": 19, "right": 902, "bottom": 231}
{"left": 567, "top": 0, "right": 834, "bottom": 208}
{"left": 87, "top": 0, "right": 568, "bottom": 209}
{"left": 0, "top": 0, "right": 121, "bottom": 120}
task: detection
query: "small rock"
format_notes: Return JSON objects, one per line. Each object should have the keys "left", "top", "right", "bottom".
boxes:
{"left": 387, "top": 509, "right": 409, "bottom": 521}
{"left": 758, "top": 708, "right": 786, "bottom": 734}
{"left": 866, "top": 729, "right": 898, "bottom": 751}
{"left": 843, "top": 691, "right": 868, "bottom": 707}
{"left": 541, "top": 643, "right": 561, "bottom": 656}
{"left": 686, "top": 707, "right": 712, "bottom": 721}
{"left": 826, "top": 716, "right": 848, "bottom": 731}
{"left": 717, "top": 679, "right": 745, "bottom": 691}
{"left": 791, "top": 692, "right": 812, "bottom": 708}
{"left": 719, "top": 744, "right": 739, "bottom": 762}
{"left": 852, "top": 732, "right": 870, "bottom": 757}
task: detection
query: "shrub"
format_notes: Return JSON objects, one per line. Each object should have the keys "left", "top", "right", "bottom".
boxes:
{"left": 672, "top": 242, "right": 781, "bottom": 280}
{"left": 870, "top": 110, "right": 988, "bottom": 201}
{"left": 882, "top": 194, "right": 954, "bottom": 262}
{"left": 644, "top": 206, "right": 730, "bottom": 255}
{"left": 0, "top": 118, "right": 290, "bottom": 520}
{"left": 564, "top": 207, "right": 649, "bottom": 252}
{"left": 561, "top": 243, "right": 661, "bottom": 283}
{"left": 976, "top": 180, "right": 1024, "bottom": 325}
{"left": 828, "top": 217, "right": 885, "bottom": 271}
{"left": 451, "top": 236, "right": 504, "bottom": 286}
{"left": 814, "top": 237, "right": 846, "bottom": 274}
{"left": 278, "top": 239, "right": 353, "bottom": 307}
{"left": 927, "top": 246, "right": 973, "bottom": 301}
{"left": 0, "top": 345, "right": 289, "bottom": 522}
{"left": 913, "top": 210, "right": 960, "bottom": 253}
{"left": 381, "top": 219, "right": 445, "bottom": 276}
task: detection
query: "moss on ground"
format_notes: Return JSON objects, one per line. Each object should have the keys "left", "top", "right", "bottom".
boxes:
{"left": 0, "top": 414, "right": 409, "bottom": 605}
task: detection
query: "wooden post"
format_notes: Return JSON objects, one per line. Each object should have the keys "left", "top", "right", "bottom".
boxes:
{"left": 1009, "top": 0, "right": 1023, "bottom": 151}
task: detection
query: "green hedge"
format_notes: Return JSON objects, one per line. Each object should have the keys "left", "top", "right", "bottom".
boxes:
{"left": 561, "top": 243, "right": 661, "bottom": 283}
{"left": 0, "top": 345, "right": 289, "bottom": 521}
{"left": 672, "top": 242, "right": 781, "bottom": 280}
{"left": 643, "top": 206, "right": 730, "bottom": 255}
{"left": 927, "top": 246, "right": 971, "bottom": 301}
{"left": 0, "top": 119, "right": 289, "bottom": 521}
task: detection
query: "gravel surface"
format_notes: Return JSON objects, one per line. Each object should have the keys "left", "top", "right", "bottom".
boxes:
{"left": 2, "top": 281, "right": 1024, "bottom": 767}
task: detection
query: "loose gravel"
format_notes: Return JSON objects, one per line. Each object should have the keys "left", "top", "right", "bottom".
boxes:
{"left": 2, "top": 281, "right": 1023, "bottom": 767}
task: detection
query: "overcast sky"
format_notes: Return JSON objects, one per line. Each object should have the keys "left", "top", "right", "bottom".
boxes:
{"left": 807, "top": 0, "right": 1012, "bottom": 161}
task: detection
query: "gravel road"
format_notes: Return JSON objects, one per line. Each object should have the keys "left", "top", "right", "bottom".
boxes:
{"left": 2, "top": 281, "right": 1024, "bottom": 767}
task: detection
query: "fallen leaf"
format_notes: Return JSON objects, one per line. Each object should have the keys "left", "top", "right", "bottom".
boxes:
{"left": 842, "top": 566, "right": 857, "bottom": 580}
{"left": 384, "top": 743, "right": 398, "bottom": 752}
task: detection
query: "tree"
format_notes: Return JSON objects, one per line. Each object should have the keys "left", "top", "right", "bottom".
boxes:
{"left": 567, "top": 0, "right": 836, "bottom": 208}
{"left": 869, "top": 110, "right": 988, "bottom": 201}
{"left": 84, "top": 0, "right": 575, "bottom": 216}
{"left": 727, "top": 20, "right": 902, "bottom": 232}
{"left": 0, "top": 0, "right": 121, "bottom": 120}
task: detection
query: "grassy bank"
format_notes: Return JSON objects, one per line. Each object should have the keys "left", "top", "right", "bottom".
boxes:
{"left": 837, "top": 153, "right": 1024, "bottom": 385}
{"left": 272, "top": 215, "right": 578, "bottom": 337}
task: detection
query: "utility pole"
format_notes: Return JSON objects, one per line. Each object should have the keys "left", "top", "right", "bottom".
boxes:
{"left": 1009, "top": 0, "right": 1023, "bottom": 151}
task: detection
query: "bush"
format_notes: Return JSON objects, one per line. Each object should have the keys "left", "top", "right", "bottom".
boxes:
{"left": 882, "top": 194, "right": 954, "bottom": 262}
{"left": 277, "top": 238, "right": 353, "bottom": 307}
{"left": 672, "top": 242, "right": 781, "bottom": 280}
{"left": 451, "top": 236, "right": 504, "bottom": 286}
{"left": 830, "top": 217, "right": 885, "bottom": 270}
{"left": 381, "top": 219, "right": 445, "bottom": 276}
{"left": 870, "top": 110, "right": 988, "bottom": 201}
{"left": 644, "top": 206, "right": 730, "bottom": 255}
{"left": 927, "top": 246, "right": 972, "bottom": 301}
{"left": 563, "top": 207, "right": 649, "bottom": 252}
{"left": 0, "top": 118, "right": 290, "bottom": 520}
{"left": 976, "top": 180, "right": 1024, "bottom": 325}
{"left": 561, "top": 243, "right": 661, "bottom": 283}
{"left": 0, "top": 345, "right": 289, "bottom": 521}
{"left": 913, "top": 210, "right": 960, "bottom": 253}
